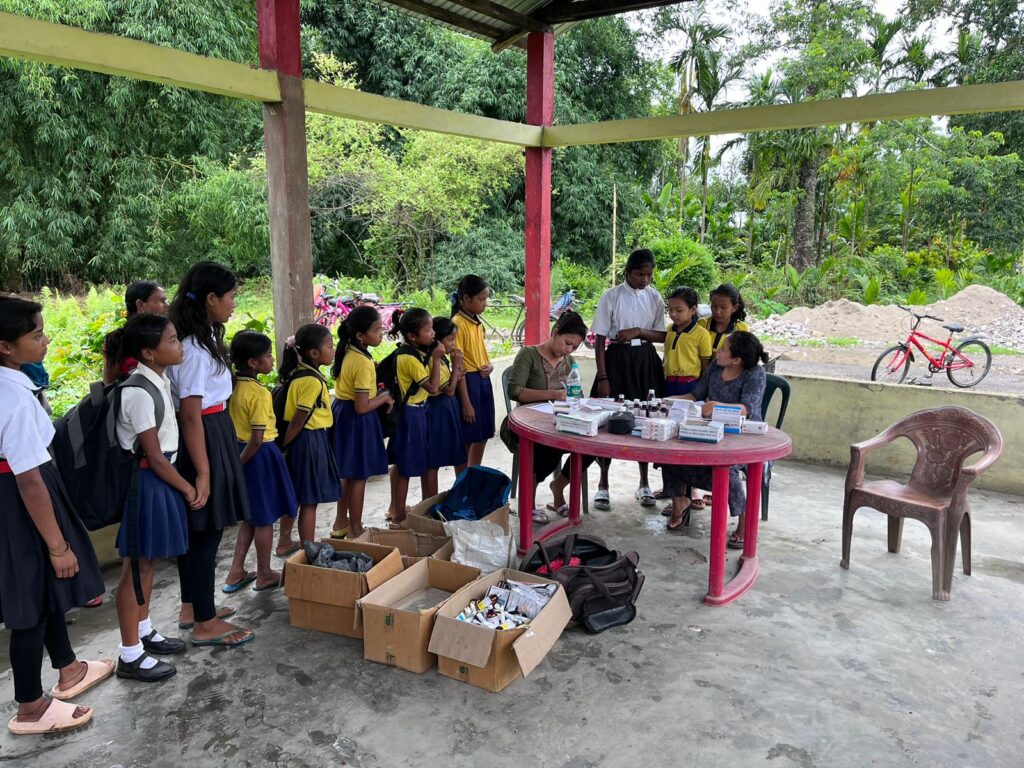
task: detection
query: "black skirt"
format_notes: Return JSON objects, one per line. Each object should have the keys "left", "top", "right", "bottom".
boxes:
{"left": 593, "top": 342, "right": 664, "bottom": 400}
{"left": 177, "top": 409, "right": 251, "bottom": 531}
{"left": 0, "top": 462, "right": 105, "bottom": 631}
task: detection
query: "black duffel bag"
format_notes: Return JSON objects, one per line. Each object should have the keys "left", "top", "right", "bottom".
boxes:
{"left": 519, "top": 534, "right": 645, "bottom": 634}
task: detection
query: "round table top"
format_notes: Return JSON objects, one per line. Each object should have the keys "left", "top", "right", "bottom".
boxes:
{"left": 508, "top": 404, "right": 793, "bottom": 466}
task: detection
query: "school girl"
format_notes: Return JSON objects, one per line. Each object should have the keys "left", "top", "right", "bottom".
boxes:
{"left": 452, "top": 275, "right": 494, "bottom": 468}
{"left": 423, "top": 316, "right": 467, "bottom": 498}
{"left": 278, "top": 323, "right": 340, "bottom": 545}
{"left": 103, "top": 280, "right": 170, "bottom": 385}
{"left": 664, "top": 287, "right": 713, "bottom": 397}
{"left": 166, "top": 262, "right": 253, "bottom": 649}
{"left": 224, "top": 331, "right": 298, "bottom": 593}
{"left": 329, "top": 307, "right": 393, "bottom": 541}
{"left": 699, "top": 282, "right": 749, "bottom": 353}
{"left": 389, "top": 309, "right": 444, "bottom": 525}
{"left": 0, "top": 296, "right": 111, "bottom": 735}
{"left": 591, "top": 248, "right": 667, "bottom": 509}
{"left": 113, "top": 313, "right": 196, "bottom": 682}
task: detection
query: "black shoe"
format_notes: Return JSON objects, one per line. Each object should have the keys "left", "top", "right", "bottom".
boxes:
{"left": 116, "top": 654, "right": 177, "bottom": 682}
{"left": 141, "top": 630, "right": 187, "bottom": 655}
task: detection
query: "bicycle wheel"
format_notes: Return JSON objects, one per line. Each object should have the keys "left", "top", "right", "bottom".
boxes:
{"left": 511, "top": 319, "right": 525, "bottom": 347}
{"left": 871, "top": 345, "right": 911, "bottom": 384}
{"left": 946, "top": 339, "right": 992, "bottom": 388}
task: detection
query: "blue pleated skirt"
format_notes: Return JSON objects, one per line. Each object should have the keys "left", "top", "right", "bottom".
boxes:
{"left": 461, "top": 371, "right": 495, "bottom": 444}
{"left": 286, "top": 427, "right": 342, "bottom": 505}
{"left": 427, "top": 394, "right": 467, "bottom": 469}
{"left": 389, "top": 404, "right": 429, "bottom": 478}
{"left": 239, "top": 441, "right": 298, "bottom": 526}
{"left": 331, "top": 399, "right": 389, "bottom": 480}
{"left": 665, "top": 377, "right": 698, "bottom": 397}
{"left": 116, "top": 465, "right": 189, "bottom": 560}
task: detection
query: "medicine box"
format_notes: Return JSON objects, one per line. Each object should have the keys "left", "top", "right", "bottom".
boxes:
{"left": 678, "top": 420, "right": 725, "bottom": 443}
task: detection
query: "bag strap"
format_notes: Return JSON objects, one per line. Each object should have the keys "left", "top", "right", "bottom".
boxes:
{"left": 109, "top": 373, "right": 166, "bottom": 457}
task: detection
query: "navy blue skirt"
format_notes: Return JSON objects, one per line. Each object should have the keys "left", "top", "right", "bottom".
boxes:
{"left": 461, "top": 371, "right": 495, "bottom": 444}
{"left": 427, "top": 394, "right": 467, "bottom": 469}
{"left": 389, "top": 404, "right": 429, "bottom": 478}
{"left": 239, "top": 441, "right": 298, "bottom": 526}
{"left": 331, "top": 399, "right": 388, "bottom": 480}
{"left": 665, "top": 377, "right": 698, "bottom": 397}
{"left": 286, "top": 427, "right": 341, "bottom": 505}
{"left": 117, "top": 464, "right": 189, "bottom": 560}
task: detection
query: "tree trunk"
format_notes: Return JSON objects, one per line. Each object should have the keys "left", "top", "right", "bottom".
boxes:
{"left": 793, "top": 155, "right": 818, "bottom": 271}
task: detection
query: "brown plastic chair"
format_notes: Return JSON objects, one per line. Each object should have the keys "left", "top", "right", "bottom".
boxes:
{"left": 840, "top": 406, "right": 1003, "bottom": 601}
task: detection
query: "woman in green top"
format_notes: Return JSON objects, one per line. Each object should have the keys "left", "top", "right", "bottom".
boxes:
{"left": 504, "top": 311, "right": 587, "bottom": 523}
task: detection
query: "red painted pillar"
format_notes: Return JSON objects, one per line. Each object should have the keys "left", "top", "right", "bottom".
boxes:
{"left": 257, "top": 0, "right": 314, "bottom": 357}
{"left": 524, "top": 31, "right": 554, "bottom": 346}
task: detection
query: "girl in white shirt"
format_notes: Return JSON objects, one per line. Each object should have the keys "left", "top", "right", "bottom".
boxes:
{"left": 590, "top": 248, "right": 667, "bottom": 510}
{"left": 113, "top": 314, "right": 200, "bottom": 683}
{"left": 167, "top": 262, "right": 253, "bottom": 649}
{"left": 0, "top": 296, "right": 111, "bottom": 735}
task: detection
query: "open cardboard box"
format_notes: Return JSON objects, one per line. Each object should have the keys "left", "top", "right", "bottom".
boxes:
{"left": 356, "top": 558, "right": 481, "bottom": 673}
{"left": 405, "top": 492, "right": 511, "bottom": 538}
{"left": 428, "top": 569, "right": 571, "bottom": 693}
{"left": 283, "top": 540, "right": 403, "bottom": 639}
{"left": 354, "top": 527, "right": 451, "bottom": 559}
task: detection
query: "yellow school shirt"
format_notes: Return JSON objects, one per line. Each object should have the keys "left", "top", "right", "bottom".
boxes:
{"left": 397, "top": 349, "right": 431, "bottom": 406}
{"left": 335, "top": 348, "right": 377, "bottom": 401}
{"left": 230, "top": 376, "right": 277, "bottom": 443}
{"left": 285, "top": 363, "right": 333, "bottom": 430}
{"left": 664, "top": 321, "right": 713, "bottom": 378}
{"left": 435, "top": 356, "right": 451, "bottom": 394}
{"left": 453, "top": 311, "right": 489, "bottom": 373}
{"left": 699, "top": 317, "right": 750, "bottom": 352}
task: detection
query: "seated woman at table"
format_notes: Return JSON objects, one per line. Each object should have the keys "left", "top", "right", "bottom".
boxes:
{"left": 502, "top": 311, "right": 587, "bottom": 524}
{"left": 663, "top": 331, "right": 767, "bottom": 541}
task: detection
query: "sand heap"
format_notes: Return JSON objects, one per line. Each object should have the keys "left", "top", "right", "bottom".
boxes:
{"left": 753, "top": 285, "right": 1024, "bottom": 350}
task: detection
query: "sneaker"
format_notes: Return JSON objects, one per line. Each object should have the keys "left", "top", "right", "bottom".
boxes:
{"left": 116, "top": 654, "right": 177, "bottom": 683}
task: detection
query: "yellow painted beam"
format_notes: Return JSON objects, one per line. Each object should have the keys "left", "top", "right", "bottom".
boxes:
{"left": 303, "top": 81, "right": 542, "bottom": 146}
{"left": 543, "top": 80, "right": 1024, "bottom": 147}
{"left": 0, "top": 11, "right": 280, "bottom": 102}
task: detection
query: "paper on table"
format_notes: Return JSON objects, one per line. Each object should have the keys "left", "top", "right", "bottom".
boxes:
{"left": 530, "top": 402, "right": 555, "bottom": 414}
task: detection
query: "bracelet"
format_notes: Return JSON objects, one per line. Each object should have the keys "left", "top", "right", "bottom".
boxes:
{"left": 48, "top": 541, "right": 70, "bottom": 556}
{"left": 596, "top": 375, "right": 608, "bottom": 382}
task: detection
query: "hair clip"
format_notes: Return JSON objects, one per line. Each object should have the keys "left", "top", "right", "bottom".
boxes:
{"left": 185, "top": 291, "right": 196, "bottom": 301}
{"left": 286, "top": 335, "right": 296, "bottom": 349}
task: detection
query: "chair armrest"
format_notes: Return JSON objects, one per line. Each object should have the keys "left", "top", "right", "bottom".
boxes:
{"left": 846, "top": 428, "right": 901, "bottom": 493}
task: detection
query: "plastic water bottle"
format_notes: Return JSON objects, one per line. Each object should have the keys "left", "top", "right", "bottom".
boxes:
{"left": 566, "top": 363, "right": 583, "bottom": 410}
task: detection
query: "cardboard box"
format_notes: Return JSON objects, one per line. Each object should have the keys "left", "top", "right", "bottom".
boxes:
{"left": 355, "top": 527, "right": 450, "bottom": 559}
{"left": 283, "top": 540, "right": 404, "bottom": 639}
{"left": 428, "top": 569, "right": 572, "bottom": 693}
{"left": 406, "top": 493, "right": 511, "bottom": 538}
{"left": 356, "top": 558, "right": 481, "bottom": 673}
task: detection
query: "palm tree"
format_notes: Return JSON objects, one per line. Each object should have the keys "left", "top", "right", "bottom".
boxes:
{"left": 865, "top": 13, "right": 905, "bottom": 93}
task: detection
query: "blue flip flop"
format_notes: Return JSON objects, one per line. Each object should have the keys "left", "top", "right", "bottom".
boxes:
{"left": 221, "top": 573, "right": 256, "bottom": 594}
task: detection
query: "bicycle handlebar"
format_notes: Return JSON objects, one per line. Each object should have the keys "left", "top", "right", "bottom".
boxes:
{"left": 894, "top": 304, "right": 943, "bottom": 323}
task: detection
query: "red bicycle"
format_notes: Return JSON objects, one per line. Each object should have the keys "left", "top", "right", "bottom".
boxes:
{"left": 871, "top": 304, "right": 991, "bottom": 388}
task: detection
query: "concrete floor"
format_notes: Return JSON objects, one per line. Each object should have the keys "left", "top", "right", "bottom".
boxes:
{"left": 2, "top": 447, "right": 1022, "bottom": 767}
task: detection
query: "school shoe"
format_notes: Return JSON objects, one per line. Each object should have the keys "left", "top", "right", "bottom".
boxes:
{"left": 141, "top": 630, "right": 187, "bottom": 655}
{"left": 116, "top": 654, "right": 177, "bottom": 683}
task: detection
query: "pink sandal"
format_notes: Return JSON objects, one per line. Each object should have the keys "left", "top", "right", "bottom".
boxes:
{"left": 50, "top": 659, "right": 114, "bottom": 701}
{"left": 8, "top": 698, "right": 93, "bottom": 735}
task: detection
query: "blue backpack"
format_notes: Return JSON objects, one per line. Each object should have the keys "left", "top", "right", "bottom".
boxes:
{"left": 428, "top": 466, "right": 512, "bottom": 522}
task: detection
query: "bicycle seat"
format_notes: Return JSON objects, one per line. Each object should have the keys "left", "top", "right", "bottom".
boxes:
{"left": 942, "top": 323, "right": 965, "bottom": 333}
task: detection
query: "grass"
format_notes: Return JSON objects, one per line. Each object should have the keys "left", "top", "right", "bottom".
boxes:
{"left": 990, "top": 345, "right": 1022, "bottom": 356}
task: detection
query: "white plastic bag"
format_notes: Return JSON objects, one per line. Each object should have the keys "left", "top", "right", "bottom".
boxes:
{"left": 444, "top": 519, "right": 516, "bottom": 573}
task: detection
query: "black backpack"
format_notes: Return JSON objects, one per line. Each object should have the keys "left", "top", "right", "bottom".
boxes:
{"left": 375, "top": 345, "right": 424, "bottom": 439}
{"left": 272, "top": 367, "right": 327, "bottom": 447}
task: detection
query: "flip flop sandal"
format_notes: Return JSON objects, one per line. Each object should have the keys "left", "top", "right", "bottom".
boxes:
{"left": 191, "top": 630, "right": 255, "bottom": 648}
{"left": 593, "top": 490, "right": 611, "bottom": 511}
{"left": 222, "top": 572, "right": 257, "bottom": 594}
{"left": 703, "top": 493, "right": 713, "bottom": 504}
{"left": 653, "top": 488, "right": 667, "bottom": 500}
{"left": 551, "top": 504, "right": 570, "bottom": 518}
{"left": 531, "top": 508, "right": 550, "bottom": 524}
{"left": 661, "top": 503, "right": 673, "bottom": 517}
{"left": 252, "top": 579, "right": 281, "bottom": 593}
{"left": 329, "top": 527, "right": 349, "bottom": 539}
{"left": 635, "top": 487, "right": 657, "bottom": 507}
{"left": 690, "top": 498, "right": 706, "bottom": 510}
{"left": 49, "top": 659, "right": 114, "bottom": 701}
{"left": 274, "top": 544, "right": 301, "bottom": 558}
{"left": 8, "top": 698, "right": 93, "bottom": 735}
{"left": 178, "top": 605, "right": 236, "bottom": 630}
{"left": 667, "top": 505, "right": 691, "bottom": 532}
{"left": 84, "top": 596, "right": 103, "bottom": 608}
{"left": 727, "top": 533, "right": 745, "bottom": 550}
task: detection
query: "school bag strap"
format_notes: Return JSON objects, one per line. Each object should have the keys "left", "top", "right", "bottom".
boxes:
{"left": 106, "top": 372, "right": 166, "bottom": 457}
{"left": 396, "top": 345, "right": 426, "bottom": 406}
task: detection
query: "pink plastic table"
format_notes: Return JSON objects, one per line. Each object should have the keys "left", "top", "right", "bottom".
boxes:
{"left": 509, "top": 405, "right": 793, "bottom": 606}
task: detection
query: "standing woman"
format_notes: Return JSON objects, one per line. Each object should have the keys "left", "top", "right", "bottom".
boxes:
{"left": 0, "top": 297, "right": 112, "bottom": 735}
{"left": 103, "top": 280, "right": 170, "bottom": 385}
{"left": 452, "top": 274, "right": 494, "bottom": 468}
{"left": 167, "top": 262, "right": 253, "bottom": 649}
{"left": 590, "top": 248, "right": 667, "bottom": 509}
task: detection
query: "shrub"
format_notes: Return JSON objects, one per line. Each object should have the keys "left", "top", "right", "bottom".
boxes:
{"left": 649, "top": 233, "right": 718, "bottom": 296}
{"left": 551, "top": 259, "right": 607, "bottom": 316}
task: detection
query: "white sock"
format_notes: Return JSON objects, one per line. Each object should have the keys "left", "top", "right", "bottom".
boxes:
{"left": 119, "top": 642, "right": 157, "bottom": 669}
{"left": 138, "top": 618, "right": 165, "bottom": 642}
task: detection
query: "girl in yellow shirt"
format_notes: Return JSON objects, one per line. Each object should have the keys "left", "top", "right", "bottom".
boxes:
{"left": 224, "top": 331, "right": 297, "bottom": 593}
{"left": 452, "top": 274, "right": 493, "bottom": 468}
{"left": 328, "top": 306, "right": 393, "bottom": 540}
{"left": 699, "top": 283, "right": 750, "bottom": 352}
{"left": 664, "top": 287, "right": 713, "bottom": 396}
{"left": 423, "top": 316, "right": 466, "bottom": 498}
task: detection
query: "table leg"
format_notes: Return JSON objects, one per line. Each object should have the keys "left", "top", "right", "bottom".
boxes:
{"left": 743, "top": 462, "right": 764, "bottom": 559}
{"left": 706, "top": 466, "right": 730, "bottom": 600}
{"left": 518, "top": 437, "right": 535, "bottom": 554}
{"left": 568, "top": 452, "right": 582, "bottom": 525}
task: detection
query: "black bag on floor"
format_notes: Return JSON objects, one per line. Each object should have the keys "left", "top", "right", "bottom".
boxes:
{"left": 519, "top": 534, "right": 644, "bottom": 633}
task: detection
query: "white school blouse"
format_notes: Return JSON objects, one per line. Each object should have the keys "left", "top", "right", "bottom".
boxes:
{"left": 0, "top": 366, "right": 54, "bottom": 474}
{"left": 115, "top": 363, "right": 179, "bottom": 458}
{"left": 166, "top": 335, "right": 233, "bottom": 410}
{"left": 590, "top": 283, "right": 666, "bottom": 340}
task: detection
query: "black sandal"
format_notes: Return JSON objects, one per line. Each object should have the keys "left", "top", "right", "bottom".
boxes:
{"left": 667, "top": 502, "right": 691, "bottom": 532}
